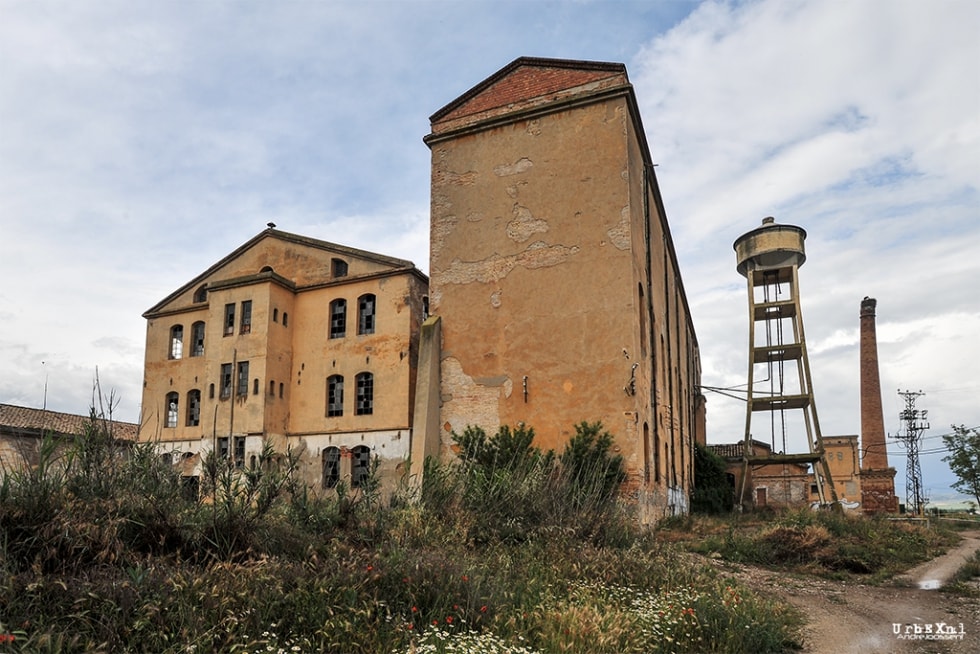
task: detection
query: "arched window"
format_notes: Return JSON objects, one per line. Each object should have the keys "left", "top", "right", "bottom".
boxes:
{"left": 191, "top": 321, "right": 205, "bottom": 357}
{"left": 330, "top": 299, "right": 346, "bottom": 339}
{"left": 186, "top": 390, "right": 201, "bottom": 427}
{"left": 326, "top": 375, "right": 344, "bottom": 417}
{"left": 282, "top": 312, "right": 288, "bottom": 327}
{"left": 165, "top": 392, "right": 179, "bottom": 428}
{"left": 351, "top": 445, "right": 371, "bottom": 488}
{"left": 358, "top": 294, "right": 376, "bottom": 335}
{"left": 169, "top": 325, "right": 184, "bottom": 359}
{"left": 332, "top": 258, "right": 348, "bottom": 277}
{"left": 322, "top": 447, "right": 340, "bottom": 489}
{"left": 273, "top": 308, "right": 279, "bottom": 323}
{"left": 193, "top": 284, "right": 208, "bottom": 303}
{"left": 260, "top": 265, "right": 274, "bottom": 273}
{"left": 355, "top": 372, "right": 373, "bottom": 415}
{"left": 269, "top": 380, "right": 275, "bottom": 396}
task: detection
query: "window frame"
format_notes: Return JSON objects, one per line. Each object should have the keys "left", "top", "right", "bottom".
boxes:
{"left": 326, "top": 375, "right": 344, "bottom": 417}
{"left": 351, "top": 445, "right": 371, "bottom": 488}
{"left": 355, "top": 372, "right": 373, "bottom": 416}
{"left": 240, "top": 300, "right": 252, "bottom": 334}
{"left": 169, "top": 325, "right": 184, "bottom": 360}
{"left": 190, "top": 321, "right": 206, "bottom": 357}
{"left": 236, "top": 361, "right": 249, "bottom": 397}
{"left": 186, "top": 389, "right": 201, "bottom": 427}
{"left": 358, "top": 294, "right": 376, "bottom": 335}
{"left": 220, "top": 363, "right": 233, "bottom": 399}
{"left": 223, "top": 303, "right": 235, "bottom": 336}
{"left": 322, "top": 446, "right": 341, "bottom": 489}
{"left": 329, "top": 299, "right": 347, "bottom": 339}
{"left": 165, "top": 392, "right": 179, "bottom": 428}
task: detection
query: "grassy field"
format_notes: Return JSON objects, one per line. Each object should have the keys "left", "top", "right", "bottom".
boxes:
{"left": 0, "top": 419, "right": 804, "bottom": 654}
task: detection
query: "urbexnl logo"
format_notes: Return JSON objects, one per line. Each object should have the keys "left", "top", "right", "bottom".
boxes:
{"left": 893, "top": 622, "right": 965, "bottom": 641}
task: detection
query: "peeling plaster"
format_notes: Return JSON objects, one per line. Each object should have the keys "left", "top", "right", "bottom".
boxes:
{"left": 432, "top": 214, "right": 459, "bottom": 241}
{"left": 494, "top": 157, "right": 533, "bottom": 177}
{"left": 490, "top": 289, "right": 502, "bottom": 308}
{"left": 525, "top": 119, "right": 541, "bottom": 136}
{"left": 441, "top": 356, "right": 505, "bottom": 439}
{"left": 606, "top": 206, "right": 631, "bottom": 250}
{"left": 440, "top": 240, "right": 580, "bottom": 284}
{"left": 436, "top": 169, "right": 478, "bottom": 185}
{"left": 507, "top": 204, "right": 548, "bottom": 242}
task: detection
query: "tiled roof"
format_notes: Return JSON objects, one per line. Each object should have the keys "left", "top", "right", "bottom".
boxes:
{"left": 0, "top": 403, "right": 139, "bottom": 441}
{"left": 706, "top": 439, "right": 773, "bottom": 460}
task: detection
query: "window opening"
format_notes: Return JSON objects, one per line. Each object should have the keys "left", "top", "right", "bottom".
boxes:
{"left": 187, "top": 389, "right": 201, "bottom": 426}
{"left": 332, "top": 258, "right": 348, "bottom": 277}
{"left": 422, "top": 296, "right": 429, "bottom": 320}
{"left": 330, "top": 299, "right": 347, "bottom": 339}
{"left": 282, "top": 312, "right": 288, "bottom": 326}
{"left": 237, "top": 361, "right": 249, "bottom": 397}
{"left": 327, "top": 375, "right": 344, "bottom": 417}
{"left": 240, "top": 300, "right": 252, "bottom": 334}
{"left": 273, "top": 308, "right": 278, "bottom": 323}
{"left": 220, "top": 363, "right": 233, "bottom": 399}
{"left": 193, "top": 284, "right": 208, "bottom": 303}
{"left": 234, "top": 436, "right": 245, "bottom": 468}
{"left": 322, "top": 446, "right": 341, "bottom": 488}
{"left": 191, "top": 321, "right": 205, "bottom": 357}
{"left": 209, "top": 383, "right": 215, "bottom": 399}
{"left": 279, "top": 382, "right": 284, "bottom": 398}
{"left": 355, "top": 372, "right": 373, "bottom": 415}
{"left": 217, "top": 437, "right": 229, "bottom": 460}
{"left": 352, "top": 445, "right": 371, "bottom": 488}
{"left": 169, "top": 325, "right": 184, "bottom": 359}
{"left": 358, "top": 294, "right": 376, "bottom": 335}
{"left": 223, "top": 303, "right": 235, "bottom": 336}
{"left": 269, "top": 380, "right": 275, "bottom": 396}
{"left": 165, "top": 392, "right": 179, "bottom": 428}
{"left": 253, "top": 378, "right": 259, "bottom": 395}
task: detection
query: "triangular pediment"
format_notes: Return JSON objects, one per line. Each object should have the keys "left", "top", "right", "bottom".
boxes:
{"left": 429, "top": 57, "right": 628, "bottom": 136}
{"left": 144, "top": 229, "right": 420, "bottom": 317}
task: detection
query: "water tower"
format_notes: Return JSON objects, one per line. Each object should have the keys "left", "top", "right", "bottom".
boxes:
{"left": 733, "top": 217, "right": 837, "bottom": 507}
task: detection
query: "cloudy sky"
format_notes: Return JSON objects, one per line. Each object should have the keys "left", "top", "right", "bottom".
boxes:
{"left": 2, "top": 0, "right": 977, "bottom": 503}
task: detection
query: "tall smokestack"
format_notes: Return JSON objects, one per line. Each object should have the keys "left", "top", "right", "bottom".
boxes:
{"left": 860, "top": 297, "right": 889, "bottom": 470}
{"left": 859, "top": 296, "right": 898, "bottom": 513}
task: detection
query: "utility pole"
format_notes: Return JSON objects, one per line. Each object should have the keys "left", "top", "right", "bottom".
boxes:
{"left": 895, "top": 390, "right": 929, "bottom": 516}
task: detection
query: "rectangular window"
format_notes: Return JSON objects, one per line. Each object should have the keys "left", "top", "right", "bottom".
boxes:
{"left": 191, "top": 322, "right": 205, "bottom": 356}
{"left": 220, "top": 363, "right": 233, "bottom": 398}
{"left": 170, "top": 325, "right": 184, "bottom": 359}
{"left": 234, "top": 436, "right": 245, "bottom": 468}
{"left": 187, "top": 390, "right": 201, "bottom": 427}
{"left": 330, "top": 300, "right": 346, "bottom": 339}
{"left": 165, "top": 393, "right": 179, "bottom": 428}
{"left": 218, "top": 437, "right": 229, "bottom": 460}
{"left": 240, "top": 300, "right": 252, "bottom": 334}
{"left": 355, "top": 372, "right": 373, "bottom": 415}
{"left": 237, "top": 361, "right": 249, "bottom": 397}
{"left": 327, "top": 375, "right": 344, "bottom": 417}
{"left": 358, "top": 294, "right": 376, "bottom": 335}
{"left": 224, "top": 304, "right": 235, "bottom": 336}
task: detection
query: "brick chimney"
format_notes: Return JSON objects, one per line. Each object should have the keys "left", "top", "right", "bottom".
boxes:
{"left": 859, "top": 297, "right": 898, "bottom": 512}
{"left": 860, "top": 297, "right": 888, "bottom": 470}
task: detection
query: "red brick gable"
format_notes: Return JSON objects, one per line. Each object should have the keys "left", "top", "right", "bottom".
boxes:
{"left": 429, "top": 57, "right": 628, "bottom": 136}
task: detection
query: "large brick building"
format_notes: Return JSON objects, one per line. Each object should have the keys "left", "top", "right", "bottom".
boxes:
{"left": 413, "top": 57, "right": 704, "bottom": 521}
{"left": 140, "top": 229, "right": 428, "bottom": 493}
{"left": 140, "top": 58, "right": 703, "bottom": 519}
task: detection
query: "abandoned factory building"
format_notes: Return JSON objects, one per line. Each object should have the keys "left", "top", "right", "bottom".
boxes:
{"left": 140, "top": 57, "right": 704, "bottom": 520}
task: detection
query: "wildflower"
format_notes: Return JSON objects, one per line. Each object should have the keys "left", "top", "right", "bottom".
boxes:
{"left": 461, "top": 575, "right": 469, "bottom": 582}
{"left": 366, "top": 565, "right": 374, "bottom": 572}
{"left": 480, "top": 605, "right": 488, "bottom": 613}
{"left": 412, "top": 606, "right": 419, "bottom": 613}
{"left": 432, "top": 620, "right": 439, "bottom": 626}
{"left": 446, "top": 616, "right": 454, "bottom": 624}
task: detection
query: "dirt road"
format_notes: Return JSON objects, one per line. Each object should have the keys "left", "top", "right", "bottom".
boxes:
{"left": 731, "top": 531, "right": 980, "bottom": 653}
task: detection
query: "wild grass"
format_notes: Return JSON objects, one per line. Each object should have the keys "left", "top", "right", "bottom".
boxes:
{"left": 665, "top": 508, "right": 959, "bottom": 581}
{"left": 942, "top": 550, "right": 980, "bottom": 597}
{"left": 0, "top": 417, "right": 803, "bottom": 653}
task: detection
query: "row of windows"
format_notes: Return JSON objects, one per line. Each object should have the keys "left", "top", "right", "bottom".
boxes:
{"left": 167, "top": 294, "right": 376, "bottom": 359}
{"left": 162, "top": 370, "right": 375, "bottom": 428}
{"left": 330, "top": 295, "right": 375, "bottom": 338}
{"left": 321, "top": 445, "right": 370, "bottom": 489}
{"left": 326, "top": 373, "right": 374, "bottom": 417}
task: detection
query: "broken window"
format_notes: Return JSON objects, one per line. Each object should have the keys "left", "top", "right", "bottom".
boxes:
{"left": 358, "top": 294, "right": 376, "bottom": 335}
{"left": 327, "top": 375, "right": 344, "bottom": 417}
{"left": 186, "top": 389, "right": 201, "bottom": 427}
{"left": 224, "top": 303, "right": 235, "bottom": 336}
{"left": 218, "top": 437, "right": 229, "bottom": 460}
{"left": 193, "top": 284, "right": 208, "bottom": 303}
{"left": 332, "top": 258, "right": 348, "bottom": 277}
{"left": 191, "top": 321, "right": 205, "bottom": 357}
{"left": 220, "top": 363, "right": 233, "bottom": 399}
{"left": 240, "top": 300, "right": 252, "bottom": 334}
{"left": 169, "top": 325, "right": 184, "bottom": 359}
{"left": 351, "top": 445, "right": 371, "bottom": 488}
{"left": 234, "top": 436, "right": 245, "bottom": 468}
{"left": 322, "top": 446, "right": 340, "bottom": 489}
{"left": 355, "top": 372, "right": 373, "bottom": 415}
{"left": 237, "top": 361, "right": 249, "bottom": 397}
{"left": 165, "top": 392, "right": 179, "bottom": 428}
{"left": 330, "top": 299, "right": 346, "bottom": 339}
